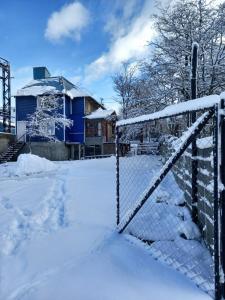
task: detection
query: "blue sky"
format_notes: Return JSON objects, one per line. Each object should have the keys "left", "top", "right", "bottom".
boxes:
{"left": 0, "top": 0, "right": 157, "bottom": 110}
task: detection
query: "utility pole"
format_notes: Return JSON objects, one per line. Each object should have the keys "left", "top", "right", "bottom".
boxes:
{"left": 0, "top": 57, "right": 11, "bottom": 132}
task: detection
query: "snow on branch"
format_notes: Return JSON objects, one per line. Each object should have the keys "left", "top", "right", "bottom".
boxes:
{"left": 26, "top": 93, "right": 73, "bottom": 141}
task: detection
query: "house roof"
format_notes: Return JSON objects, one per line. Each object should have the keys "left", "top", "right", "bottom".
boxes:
{"left": 16, "top": 76, "right": 90, "bottom": 99}
{"left": 84, "top": 108, "right": 115, "bottom": 120}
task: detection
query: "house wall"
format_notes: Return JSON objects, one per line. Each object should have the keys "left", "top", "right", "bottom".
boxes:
{"left": 103, "top": 143, "right": 115, "bottom": 155}
{"left": 85, "top": 136, "right": 103, "bottom": 145}
{"left": 85, "top": 97, "right": 100, "bottom": 114}
{"left": 16, "top": 96, "right": 37, "bottom": 123}
{"left": 15, "top": 94, "right": 111, "bottom": 151}
{"left": 65, "top": 96, "right": 70, "bottom": 118}
{"left": 85, "top": 119, "right": 115, "bottom": 143}
{"left": 102, "top": 121, "right": 115, "bottom": 142}
{"left": 19, "top": 142, "right": 70, "bottom": 161}
{"left": 15, "top": 95, "right": 64, "bottom": 142}
{"left": 55, "top": 97, "right": 64, "bottom": 141}
{"left": 65, "top": 96, "right": 71, "bottom": 141}
{"left": 66, "top": 97, "right": 85, "bottom": 143}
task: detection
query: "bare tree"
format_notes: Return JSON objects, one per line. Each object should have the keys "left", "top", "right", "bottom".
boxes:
{"left": 148, "top": 0, "right": 225, "bottom": 103}
{"left": 112, "top": 62, "right": 137, "bottom": 119}
{"left": 26, "top": 93, "right": 73, "bottom": 151}
{"left": 112, "top": 61, "right": 168, "bottom": 119}
{"left": 112, "top": 0, "right": 225, "bottom": 121}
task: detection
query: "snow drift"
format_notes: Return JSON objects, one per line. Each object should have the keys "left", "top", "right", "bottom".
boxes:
{"left": 14, "top": 154, "right": 57, "bottom": 176}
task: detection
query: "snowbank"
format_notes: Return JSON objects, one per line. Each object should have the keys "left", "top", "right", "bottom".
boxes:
{"left": 14, "top": 154, "right": 57, "bottom": 176}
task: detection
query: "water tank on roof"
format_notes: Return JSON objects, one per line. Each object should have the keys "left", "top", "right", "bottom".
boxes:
{"left": 33, "top": 67, "right": 51, "bottom": 80}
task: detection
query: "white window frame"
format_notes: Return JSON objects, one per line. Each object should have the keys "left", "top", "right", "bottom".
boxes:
{"left": 97, "top": 122, "right": 102, "bottom": 137}
{"left": 47, "top": 120, "right": 55, "bottom": 136}
{"left": 40, "top": 120, "right": 55, "bottom": 136}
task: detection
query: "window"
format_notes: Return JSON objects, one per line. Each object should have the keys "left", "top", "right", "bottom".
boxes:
{"left": 98, "top": 122, "right": 102, "bottom": 136}
{"left": 47, "top": 121, "right": 55, "bottom": 135}
{"left": 37, "top": 96, "right": 58, "bottom": 110}
{"left": 86, "top": 121, "right": 102, "bottom": 137}
{"left": 40, "top": 120, "right": 55, "bottom": 136}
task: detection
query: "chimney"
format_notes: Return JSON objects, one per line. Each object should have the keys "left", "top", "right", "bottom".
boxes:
{"left": 33, "top": 67, "right": 51, "bottom": 80}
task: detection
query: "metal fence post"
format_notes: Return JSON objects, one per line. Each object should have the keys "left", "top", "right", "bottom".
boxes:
{"left": 191, "top": 42, "right": 199, "bottom": 223}
{"left": 191, "top": 130, "right": 198, "bottom": 223}
{"left": 116, "top": 126, "right": 120, "bottom": 225}
{"left": 213, "top": 104, "right": 220, "bottom": 300}
{"left": 219, "top": 99, "right": 225, "bottom": 299}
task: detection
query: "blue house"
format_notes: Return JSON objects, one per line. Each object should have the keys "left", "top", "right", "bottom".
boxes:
{"left": 15, "top": 67, "right": 116, "bottom": 159}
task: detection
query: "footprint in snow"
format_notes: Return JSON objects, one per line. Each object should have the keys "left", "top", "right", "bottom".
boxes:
{"left": 22, "top": 209, "right": 32, "bottom": 217}
{"left": 0, "top": 196, "right": 13, "bottom": 209}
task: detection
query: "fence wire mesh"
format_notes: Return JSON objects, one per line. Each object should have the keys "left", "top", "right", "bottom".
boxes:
{"left": 116, "top": 108, "right": 219, "bottom": 298}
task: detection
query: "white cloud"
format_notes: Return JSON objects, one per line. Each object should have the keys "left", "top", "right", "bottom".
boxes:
{"left": 84, "top": 0, "right": 155, "bottom": 83}
{"left": 122, "top": 0, "right": 139, "bottom": 19}
{"left": 103, "top": 0, "right": 139, "bottom": 40}
{"left": 11, "top": 66, "right": 33, "bottom": 96}
{"left": 45, "top": 2, "right": 89, "bottom": 42}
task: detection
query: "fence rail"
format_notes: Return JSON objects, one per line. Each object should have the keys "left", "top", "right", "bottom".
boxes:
{"left": 116, "top": 97, "right": 225, "bottom": 300}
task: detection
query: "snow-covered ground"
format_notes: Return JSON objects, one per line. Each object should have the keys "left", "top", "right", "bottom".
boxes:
{"left": 119, "top": 155, "right": 214, "bottom": 295}
{"left": 0, "top": 155, "right": 211, "bottom": 300}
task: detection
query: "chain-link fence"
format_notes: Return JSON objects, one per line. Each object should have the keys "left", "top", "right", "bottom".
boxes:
{"left": 116, "top": 102, "right": 223, "bottom": 299}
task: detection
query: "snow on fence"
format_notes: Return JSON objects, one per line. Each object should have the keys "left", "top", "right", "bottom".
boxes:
{"left": 161, "top": 135, "right": 215, "bottom": 252}
{"left": 116, "top": 96, "right": 225, "bottom": 300}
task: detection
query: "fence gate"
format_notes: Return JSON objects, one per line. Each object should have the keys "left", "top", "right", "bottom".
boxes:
{"left": 116, "top": 96, "right": 225, "bottom": 300}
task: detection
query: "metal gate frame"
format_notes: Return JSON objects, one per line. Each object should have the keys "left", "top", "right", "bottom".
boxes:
{"left": 116, "top": 98, "right": 225, "bottom": 299}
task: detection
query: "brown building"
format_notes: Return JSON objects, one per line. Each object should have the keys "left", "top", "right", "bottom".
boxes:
{"left": 84, "top": 108, "right": 116, "bottom": 157}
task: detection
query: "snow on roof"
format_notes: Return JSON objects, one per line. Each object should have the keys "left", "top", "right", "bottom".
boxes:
{"left": 116, "top": 95, "right": 220, "bottom": 127}
{"left": 84, "top": 108, "right": 115, "bottom": 120}
{"left": 17, "top": 84, "right": 57, "bottom": 96}
{"left": 16, "top": 77, "right": 90, "bottom": 99}
{"left": 64, "top": 87, "right": 89, "bottom": 98}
